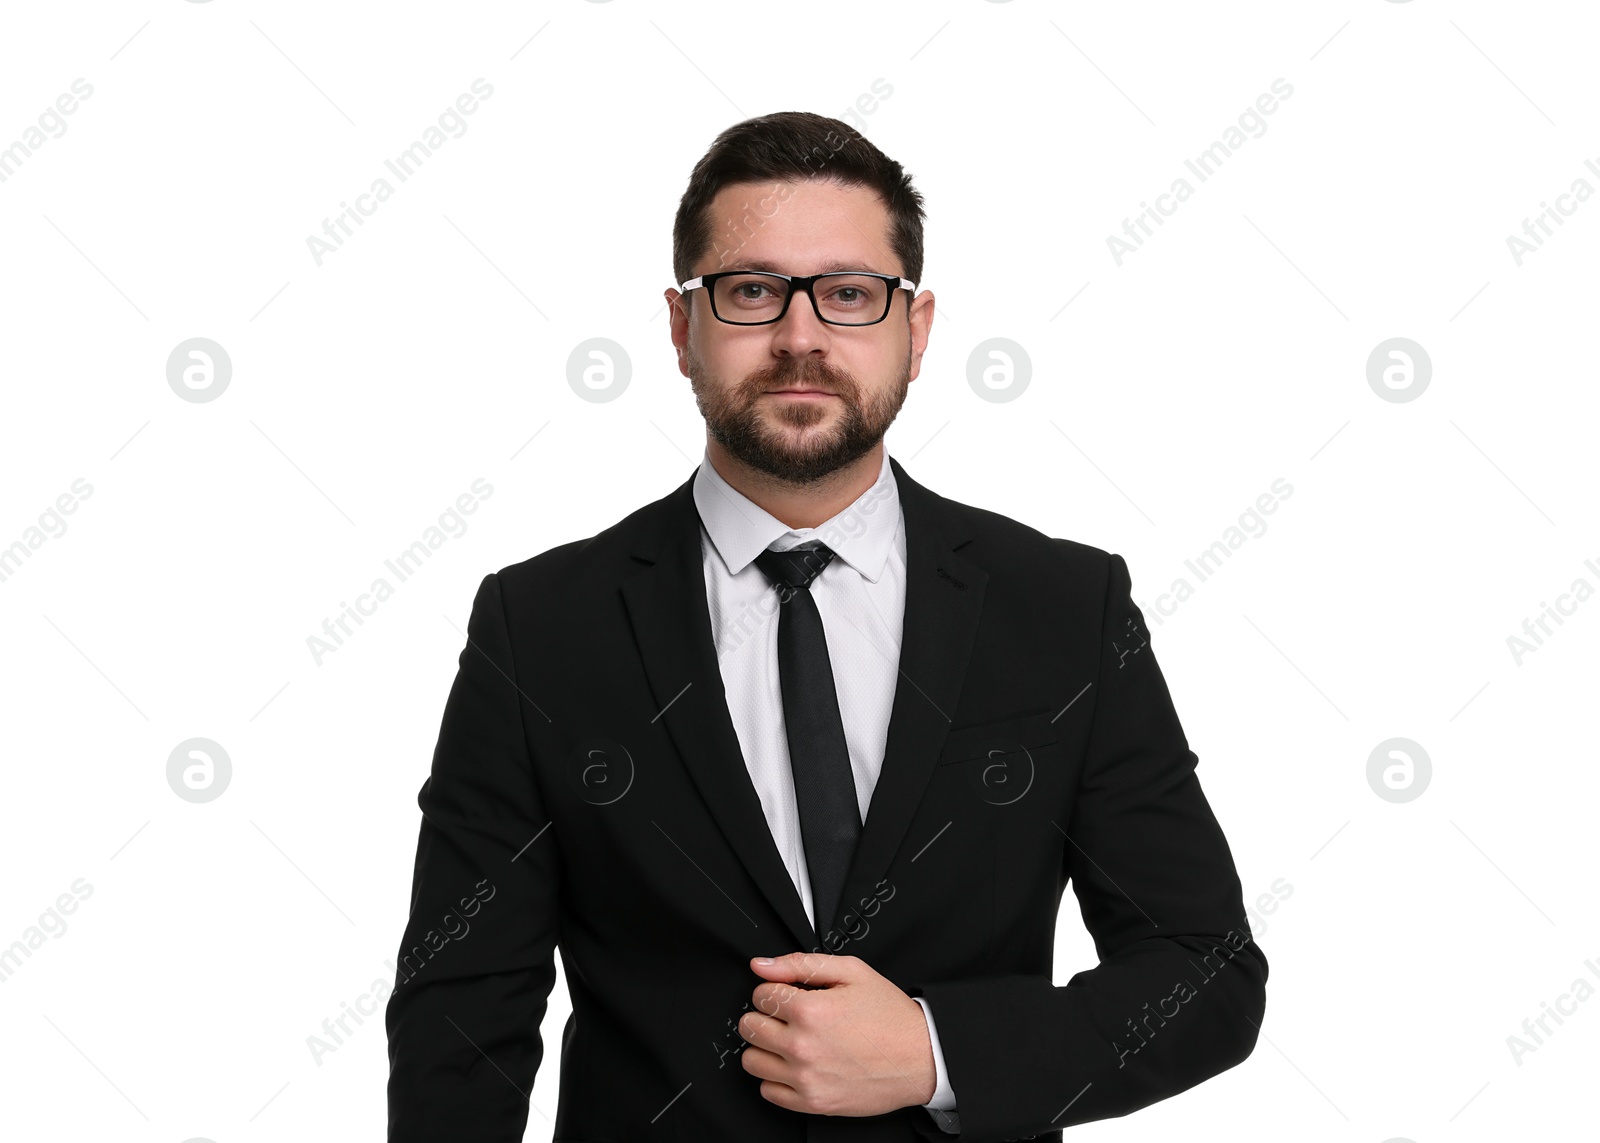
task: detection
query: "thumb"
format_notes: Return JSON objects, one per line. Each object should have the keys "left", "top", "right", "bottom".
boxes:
{"left": 750, "top": 951, "right": 851, "bottom": 987}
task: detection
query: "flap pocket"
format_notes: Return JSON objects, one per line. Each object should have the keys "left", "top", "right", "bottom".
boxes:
{"left": 937, "top": 708, "right": 1060, "bottom": 765}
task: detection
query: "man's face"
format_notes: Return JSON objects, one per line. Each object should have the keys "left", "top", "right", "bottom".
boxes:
{"left": 666, "top": 178, "right": 934, "bottom": 485}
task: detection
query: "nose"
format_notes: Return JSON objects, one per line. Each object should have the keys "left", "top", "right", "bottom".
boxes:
{"left": 768, "top": 284, "right": 832, "bottom": 357}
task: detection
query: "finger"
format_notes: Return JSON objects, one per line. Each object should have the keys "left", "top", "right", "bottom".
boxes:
{"left": 750, "top": 981, "right": 800, "bottom": 1019}
{"left": 758, "top": 1078, "right": 804, "bottom": 1113}
{"left": 739, "top": 1008, "right": 795, "bottom": 1057}
{"left": 738, "top": 1042, "right": 790, "bottom": 1085}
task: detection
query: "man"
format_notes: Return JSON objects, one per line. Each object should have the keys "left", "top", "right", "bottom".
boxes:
{"left": 386, "top": 111, "right": 1267, "bottom": 1143}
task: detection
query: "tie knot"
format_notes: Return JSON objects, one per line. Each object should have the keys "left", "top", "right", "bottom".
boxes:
{"left": 753, "top": 541, "right": 836, "bottom": 593}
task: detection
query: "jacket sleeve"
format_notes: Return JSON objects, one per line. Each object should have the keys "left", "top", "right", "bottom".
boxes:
{"left": 904, "top": 552, "right": 1268, "bottom": 1143}
{"left": 385, "top": 571, "right": 562, "bottom": 1142}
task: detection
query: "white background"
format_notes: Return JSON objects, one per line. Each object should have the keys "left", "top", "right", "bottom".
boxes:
{"left": 1, "top": 2, "right": 1596, "bottom": 1140}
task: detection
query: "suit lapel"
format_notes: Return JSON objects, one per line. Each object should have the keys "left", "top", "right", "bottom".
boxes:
{"left": 620, "top": 455, "right": 987, "bottom": 953}
{"left": 622, "top": 473, "right": 820, "bottom": 952}
{"left": 838, "top": 456, "right": 987, "bottom": 938}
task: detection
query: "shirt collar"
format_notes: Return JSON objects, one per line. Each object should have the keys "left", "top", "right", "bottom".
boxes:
{"left": 693, "top": 445, "right": 900, "bottom": 583}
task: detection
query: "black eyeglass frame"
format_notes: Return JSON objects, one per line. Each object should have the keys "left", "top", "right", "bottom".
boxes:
{"left": 678, "top": 270, "right": 919, "bottom": 327}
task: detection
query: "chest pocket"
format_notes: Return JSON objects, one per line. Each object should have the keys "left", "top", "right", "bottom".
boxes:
{"left": 937, "top": 708, "right": 1060, "bottom": 765}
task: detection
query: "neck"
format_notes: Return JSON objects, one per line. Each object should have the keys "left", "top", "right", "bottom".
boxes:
{"left": 706, "top": 440, "right": 883, "bottom": 531}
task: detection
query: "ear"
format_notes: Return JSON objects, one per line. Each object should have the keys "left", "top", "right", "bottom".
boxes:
{"left": 906, "top": 289, "right": 934, "bottom": 383}
{"left": 665, "top": 288, "right": 691, "bottom": 379}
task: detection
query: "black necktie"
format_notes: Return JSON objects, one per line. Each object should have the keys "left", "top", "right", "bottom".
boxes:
{"left": 752, "top": 540, "right": 861, "bottom": 942}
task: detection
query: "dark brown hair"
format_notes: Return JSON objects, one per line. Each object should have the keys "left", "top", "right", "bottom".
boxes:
{"left": 671, "top": 111, "right": 926, "bottom": 290}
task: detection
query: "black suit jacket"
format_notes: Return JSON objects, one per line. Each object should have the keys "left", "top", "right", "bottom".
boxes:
{"left": 385, "top": 456, "right": 1268, "bottom": 1143}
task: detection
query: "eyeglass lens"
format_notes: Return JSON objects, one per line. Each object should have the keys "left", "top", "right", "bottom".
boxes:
{"left": 711, "top": 273, "right": 891, "bottom": 325}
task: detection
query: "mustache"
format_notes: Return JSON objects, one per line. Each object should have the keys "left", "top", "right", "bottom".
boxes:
{"left": 744, "top": 359, "right": 855, "bottom": 395}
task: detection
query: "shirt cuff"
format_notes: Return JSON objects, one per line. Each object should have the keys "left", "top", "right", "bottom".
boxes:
{"left": 912, "top": 995, "right": 960, "bottom": 1132}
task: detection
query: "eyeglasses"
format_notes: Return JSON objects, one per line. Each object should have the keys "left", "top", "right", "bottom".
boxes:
{"left": 678, "top": 270, "right": 917, "bottom": 326}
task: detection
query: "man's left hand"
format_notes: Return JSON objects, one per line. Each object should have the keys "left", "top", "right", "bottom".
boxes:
{"left": 740, "top": 952, "right": 936, "bottom": 1117}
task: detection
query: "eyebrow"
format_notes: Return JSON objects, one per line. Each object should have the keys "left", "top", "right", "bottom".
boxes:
{"left": 730, "top": 259, "right": 890, "bottom": 276}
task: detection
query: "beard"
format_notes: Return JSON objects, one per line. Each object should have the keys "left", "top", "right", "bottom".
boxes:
{"left": 688, "top": 348, "right": 911, "bottom": 485}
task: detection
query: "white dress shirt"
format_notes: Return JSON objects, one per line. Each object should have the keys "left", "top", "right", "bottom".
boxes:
{"left": 694, "top": 445, "right": 960, "bottom": 1133}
